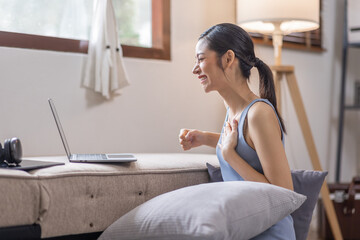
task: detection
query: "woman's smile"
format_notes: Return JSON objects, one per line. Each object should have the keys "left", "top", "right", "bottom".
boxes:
{"left": 198, "top": 75, "right": 208, "bottom": 84}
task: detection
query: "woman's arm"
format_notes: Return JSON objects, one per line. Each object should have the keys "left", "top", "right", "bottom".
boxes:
{"left": 247, "top": 103, "right": 293, "bottom": 190}
{"left": 222, "top": 147, "right": 270, "bottom": 183}
{"left": 221, "top": 103, "right": 293, "bottom": 190}
{"left": 179, "top": 129, "right": 220, "bottom": 150}
{"left": 203, "top": 131, "right": 221, "bottom": 148}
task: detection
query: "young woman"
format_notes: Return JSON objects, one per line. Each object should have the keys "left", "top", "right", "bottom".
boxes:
{"left": 179, "top": 23, "right": 295, "bottom": 239}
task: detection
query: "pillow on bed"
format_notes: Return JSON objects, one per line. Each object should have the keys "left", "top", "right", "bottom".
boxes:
{"left": 206, "top": 162, "right": 223, "bottom": 182}
{"left": 206, "top": 163, "right": 327, "bottom": 240}
{"left": 291, "top": 169, "right": 328, "bottom": 240}
{"left": 206, "top": 163, "right": 224, "bottom": 182}
{"left": 99, "top": 181, "right": 306, "bottom": 240}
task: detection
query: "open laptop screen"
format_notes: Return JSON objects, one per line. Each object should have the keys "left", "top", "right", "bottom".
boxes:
{"left": 48, "top": 98, "right": 72, "bottom": 159}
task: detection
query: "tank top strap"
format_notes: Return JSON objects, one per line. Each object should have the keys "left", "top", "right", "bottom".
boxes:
{"left": 238, "top": 98, "right": 284, "bottom": 141}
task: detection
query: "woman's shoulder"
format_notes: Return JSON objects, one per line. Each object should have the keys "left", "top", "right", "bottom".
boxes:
{"left": 246, "top": 99, "right": 282, "bottom": 139}
{"left": 247, "top": 100, "right": 278, "bottom": 126}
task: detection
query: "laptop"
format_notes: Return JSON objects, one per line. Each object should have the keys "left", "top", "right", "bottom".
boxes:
{"left": 48, "top": 98, "right": 137, "bottom": 163}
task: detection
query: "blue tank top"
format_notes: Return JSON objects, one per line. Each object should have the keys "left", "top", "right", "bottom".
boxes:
{"left": 216, "top": 98, "right": 295, "bottom": 240}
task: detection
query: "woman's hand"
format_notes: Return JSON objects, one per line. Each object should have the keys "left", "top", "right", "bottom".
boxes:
{"left": 219, "top": 119, "right": 238, "bottom": 157}
{"left": 179, "top": 129, "right": 205, "bottom": 151}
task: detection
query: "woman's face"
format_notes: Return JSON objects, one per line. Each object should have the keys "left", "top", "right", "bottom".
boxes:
{"left": 192, "top": 39, "right": 226, "bottom": 93}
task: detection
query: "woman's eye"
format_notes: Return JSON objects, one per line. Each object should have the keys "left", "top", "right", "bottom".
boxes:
{"left": 198, "top": 58, "right": 205, "bottom": 62}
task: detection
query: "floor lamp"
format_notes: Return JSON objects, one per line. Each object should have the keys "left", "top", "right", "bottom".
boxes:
{"left": 236, "top": 0, "right": 343, "bottom": 239}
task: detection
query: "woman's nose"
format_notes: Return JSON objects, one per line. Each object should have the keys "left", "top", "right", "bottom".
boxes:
{"left": 192, "top": 63, "right": 200, "bottom": 74}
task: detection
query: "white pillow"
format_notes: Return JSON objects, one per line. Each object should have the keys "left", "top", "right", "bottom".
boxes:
{"left": 99, "top": 181, "right": 306, "bottom": 240}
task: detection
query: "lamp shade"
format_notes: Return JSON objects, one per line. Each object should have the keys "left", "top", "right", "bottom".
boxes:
{"left": 236, "top": 0, "right": 319, "bottom": 35}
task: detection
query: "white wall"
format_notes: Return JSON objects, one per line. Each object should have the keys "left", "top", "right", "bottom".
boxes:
{"left": 0, "top": 0, "right": 357, "bottom": 182}
{"left": 0, "top": 0, "right": 233, "bottom": 157}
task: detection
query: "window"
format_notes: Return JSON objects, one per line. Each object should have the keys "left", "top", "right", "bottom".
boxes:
{"left": 120, "top": 0, "right": 171, "bottom": 60}
{"left": 0, "top": 0, "right": 93, "bottom": 40}
{"left": 0, "top": 0, "right": 170, "bottom": 60}
{"left": 113, "top": 0, "right": 152, "bottom": 48}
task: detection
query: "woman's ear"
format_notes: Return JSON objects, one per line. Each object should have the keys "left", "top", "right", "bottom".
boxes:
{"left": 222, "top": 50, "right": 235, "bottom": 69}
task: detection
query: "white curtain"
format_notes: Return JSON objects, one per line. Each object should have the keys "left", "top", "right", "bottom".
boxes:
{"left": 83, "top": 0, "right": 130, "bottom": 99}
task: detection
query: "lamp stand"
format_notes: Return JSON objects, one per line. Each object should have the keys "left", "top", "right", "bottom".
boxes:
{"left": 272, "top": 23, "right": 283, "bottom": 66}
{"left": 271, "top": 65, "right": 343, "bottom": 240}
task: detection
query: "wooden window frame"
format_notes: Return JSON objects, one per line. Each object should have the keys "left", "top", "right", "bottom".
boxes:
{"left": 0, "top": 0, "right": 171, "bottom": 60}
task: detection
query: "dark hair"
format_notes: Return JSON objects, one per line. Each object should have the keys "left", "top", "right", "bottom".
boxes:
{"left": 199, "top": 23, "right": 286, "bottom": 133}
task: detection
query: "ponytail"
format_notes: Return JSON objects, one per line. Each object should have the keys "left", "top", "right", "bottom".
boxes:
{"left": 256, "top": 59, "right": 286, "bottom": 134}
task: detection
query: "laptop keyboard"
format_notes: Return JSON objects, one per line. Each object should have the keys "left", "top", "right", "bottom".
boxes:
{"left": 74, "top": 154, "right": 107, "bottom": 160}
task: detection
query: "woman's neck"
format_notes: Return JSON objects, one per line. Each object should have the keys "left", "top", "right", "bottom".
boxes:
{"left": 217, "top": 61, "right": 258, "bottom": 118}
{"left": 219, "top": 83, "right": 258, "bottom": 119}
